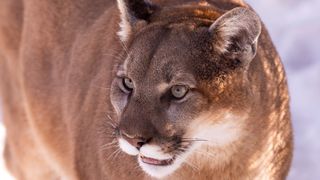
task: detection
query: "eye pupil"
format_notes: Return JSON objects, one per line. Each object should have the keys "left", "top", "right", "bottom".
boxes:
{"left": 123, "top": 77, "right": 134, "bottom": 91}
{"left": 171, "top": 85, "right": 188, "bottom": 100}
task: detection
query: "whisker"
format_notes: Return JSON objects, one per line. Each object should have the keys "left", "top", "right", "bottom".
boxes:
{"left": 106, "top": 114, "right": 114, "bottom": 121}
{"left": 107, "top": 148, "right": 121, "bottom": 160}
{"left": 101, "top": 144, "right": 118, "bottom": 151}
{"left": 196, "top": 150, "right": 217, "bottom": 159}
{"left": 104, "top": 114, "right": 119, "bottom": 128}
{"left": 175, "top": 154, "right": 199, "bottom": 172}
{"left": 119, "top": 41, "right": 129, "bottom": 56}
{"left": 107, "top": 121, "right": 117, "bottom": 129}
{"left": 101, "top": 140, "right": 117, "bottom": 148}
{"left": 181, "top": 138, "right": 208, "bottom": 142}
{"left": 102, "top": 135, "right": 117, "bottom": 139}
{"left": 103, "top": 53, "right": 124, "bottom": 60}
{"left": 184, "top": 161, "right": 199, "bottom": 172}
{"left": 113, "top": 148, "right": 123, "bottom": 159}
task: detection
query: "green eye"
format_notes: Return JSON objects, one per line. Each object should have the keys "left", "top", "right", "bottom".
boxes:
{"left": 122, "top": 77, "right": 134, "bottom": 91}
{"left": 171, "top": 85, "right": 189, "bottom": 99}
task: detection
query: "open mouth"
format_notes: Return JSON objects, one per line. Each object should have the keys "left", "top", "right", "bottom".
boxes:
{"left": 140, "top": 154, "right": 175, "bottom": 166}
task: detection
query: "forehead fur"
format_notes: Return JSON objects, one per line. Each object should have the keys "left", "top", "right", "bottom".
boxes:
{"left": 124, "top": 22, "right": 220, "bottom": 83}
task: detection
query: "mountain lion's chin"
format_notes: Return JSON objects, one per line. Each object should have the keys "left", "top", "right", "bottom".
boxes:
{"left": 118, "top": 139, "right": 192, "bottom": 178}
{"left": 137, "top": 154, "right": 185, "bottom": 178}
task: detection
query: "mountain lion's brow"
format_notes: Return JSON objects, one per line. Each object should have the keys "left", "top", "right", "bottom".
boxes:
{"left": 170, "top": 73, "right": 196, "bottom": 88}
{"left": 157, "top": 73, "right": 196, "bottom": 93}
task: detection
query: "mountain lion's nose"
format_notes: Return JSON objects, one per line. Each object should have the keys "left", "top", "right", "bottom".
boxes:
{"left": 122, "top": 133, "right": 149, "bottom": 150}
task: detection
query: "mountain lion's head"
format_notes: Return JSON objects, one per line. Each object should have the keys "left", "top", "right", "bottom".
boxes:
{"left": 110, "top": 0, "right": 261, "bottom": 178}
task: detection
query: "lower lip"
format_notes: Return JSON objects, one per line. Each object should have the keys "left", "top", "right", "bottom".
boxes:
{"left": 140, "top": 155, "right": 174, "bottom": 166}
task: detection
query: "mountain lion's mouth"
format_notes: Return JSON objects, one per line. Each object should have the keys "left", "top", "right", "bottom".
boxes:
{"left": 140, "top": 154, "right": 175, "bottom": 166}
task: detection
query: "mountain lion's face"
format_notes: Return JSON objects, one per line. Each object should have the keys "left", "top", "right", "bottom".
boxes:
{"left": 110, "top": 1, "right": 261, "bottom": 178}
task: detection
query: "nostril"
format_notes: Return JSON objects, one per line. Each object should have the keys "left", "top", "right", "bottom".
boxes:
{"left": 135, "top": 139, "right": 146, "bottom": 149}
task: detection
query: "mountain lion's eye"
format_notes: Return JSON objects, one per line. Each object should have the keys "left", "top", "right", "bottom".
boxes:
{"left": 122, "top": 77, "right": 134, "bottom": 91}
{"left": 171, "top": 85, "right": 189, "bottom": 99}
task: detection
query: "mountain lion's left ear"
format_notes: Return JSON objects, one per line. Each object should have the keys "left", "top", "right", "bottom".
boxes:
{"left": 209, "top": 7, "right": 262, "bottom": 66}
{"left": 117, "top": 0, "right": 157, "bottom": 42}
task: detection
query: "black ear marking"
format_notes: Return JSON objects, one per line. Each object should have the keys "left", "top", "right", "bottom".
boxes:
{"left": 209, "top": 7, "right": 262, "bottom": 66}
{"left": 117, "top": 0, "right": 158, "bottom": 41}
{"left": 125, "top": 0, "right": 156, "bottom": 21}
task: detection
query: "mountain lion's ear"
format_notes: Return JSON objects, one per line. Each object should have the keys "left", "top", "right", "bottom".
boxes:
{"left": 117, "top": 0, "right": 157, "bottom": 42}
{"left": 209, "top": 7, "right": 262, "bottom": 66}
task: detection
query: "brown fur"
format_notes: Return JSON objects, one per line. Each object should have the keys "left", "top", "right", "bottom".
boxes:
{"left": 0, "top": 0, "right": 292, "bottom": 179}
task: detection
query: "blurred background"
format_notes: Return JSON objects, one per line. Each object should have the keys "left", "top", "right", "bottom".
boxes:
{"left": 0, "top": 0, "right": 319, "bottom": 179}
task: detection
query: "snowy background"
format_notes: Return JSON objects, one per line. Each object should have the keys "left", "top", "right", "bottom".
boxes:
{"left": 0, "top": 0, "right": 319, "bottom": 179}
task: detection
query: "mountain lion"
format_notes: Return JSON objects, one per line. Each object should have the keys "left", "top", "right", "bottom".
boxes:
{"left": 0, "top": 0, "right": 293, "bottom": 179}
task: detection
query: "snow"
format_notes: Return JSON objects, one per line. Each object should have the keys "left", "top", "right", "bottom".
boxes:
{"left": 0, "top": 0, "right": 319, "bottom": 179}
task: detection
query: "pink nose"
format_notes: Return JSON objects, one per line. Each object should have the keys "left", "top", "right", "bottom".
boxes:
{"left": 122, "top": 133, "right": 148, "bottom": 150}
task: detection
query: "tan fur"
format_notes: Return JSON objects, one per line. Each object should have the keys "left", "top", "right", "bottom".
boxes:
{"left": 0, "top": 0, "right": 292, "bottom": 179}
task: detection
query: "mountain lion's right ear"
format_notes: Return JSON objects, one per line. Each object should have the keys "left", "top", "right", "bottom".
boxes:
{"left": 209, "top": 7, "right": 262, "bottom": 66}
{"left": 117, "top": 0, "right": 157, "bottom": 42}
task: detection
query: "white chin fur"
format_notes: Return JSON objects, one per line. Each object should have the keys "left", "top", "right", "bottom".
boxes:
{"left": 118, "top": 138, "right": 139, "bottom": 156}
{"left": 137, "top": 155, "right": 184, "bottom": 179}
{"left": 118, "top": 141, "right": 188, "bottom": 178}
{"left": 138, "top": 144, "right": 192, "bottom": 179}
